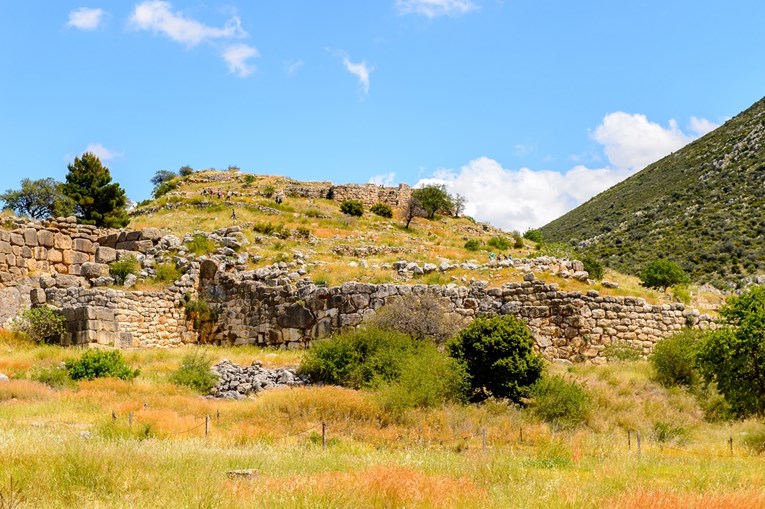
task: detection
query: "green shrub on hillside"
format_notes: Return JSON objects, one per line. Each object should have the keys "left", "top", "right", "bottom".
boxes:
{"left": 109, "top": 255, "right": 140, "bottom": 284}
{"left": 448, "top": 315, "right": 544, "bottom": 403}
{"left": 582, "top": 256, "right": 604, "bottom": 280}
{"left": 651, "top": 329, "right": 702, "bottom": 388}
{"left": 153, "top": 261, "right": 181, "bottom": 283}
{"left": 10, "top": 306, "right": 67, "bottom": 344}
{"left": 300, "top": 328, "right": 417, "bottom": 389}
{"left": 487, "top": 236, "right": 511, "bottom": 250}
{"left": 370, "top": 202, "right": 393, "bottom": 218}
{"left": 370, "top": 294, "right": 462, "bottom": 345}
{"left": 184, "top": 234, "right": 217, "bottom": 256}
{"left": 530, "top": 375, "right": 591, "bottom": 430}
{"left": 464, "top": 239, "right": 481, "bottom": 251}
{"left": 640, "top": 259, "right": 690, "bottom": 291}
{"left": 30, "top": 364, "right": 73, "bottom": 388}
{"left": 523, "top": 228, "right": 543, "bottom": 243}
{"left": 170, "top": 351, "right": 218, "bottom": 393}
{"left": 340, "top": 200, "right": 364, "bottom": 217}
{"left": 66, "top": 350, "right": 139, "bottom": 381}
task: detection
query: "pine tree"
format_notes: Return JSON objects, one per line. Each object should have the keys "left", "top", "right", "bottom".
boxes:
{"left": 62, "top": 153, "right": 130, "bottom": 228}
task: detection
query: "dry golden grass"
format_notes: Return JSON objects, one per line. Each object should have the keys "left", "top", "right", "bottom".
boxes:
{"left": 604, "top": 488, "right": 765, "bottom": 509}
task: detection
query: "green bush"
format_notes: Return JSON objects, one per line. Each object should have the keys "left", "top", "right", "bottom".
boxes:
{"left": 523, "top": 228, "right": 543, "bottom": 243}
{"left": 152, "top": 179, "right": 178, "bottom": 199}
{"left": 299, "top": 327, "right": 417, "bottom": 389}
{"left": 178, "top": 165, "right": 194, "bottom": 177}
{"left": 530, "top": 375, "right": 591, "bottom": 430}
{"left": 464, "top": 239, "right": 481, "bottom": 251}
{"left": 263, "top": 185, "right": 276, "bottom": 198}
{"left": 448, "top": 315, "right": 544, "bottom": 403}
{"left": 370, "top": 294, "right": 462, "bottom": 345}
{"left": 295, "top": 226, "right": 311, "bottom": 239}
{"left": 340, "top": 200, "right": 364, "bottom": 217}
{"left": 109, "top": 255, "right": 140, "bottom": 284}
{"left": 487, "top": 236, "right": 511, "bottom": 250}
{"left": 184, "top": 297, "right": 217, "bottom": 330}
{"left": 640, "top": 259, "right": 690, "bottom": 291}
{"left": 672, "top": 284, "right": 691, "bottom": 304}
{"left": 377, "top": 345, "right": 468, "bottom": 414}
{"left": 650, "top": 329, "right": 701, "bottom": 388}
{"left": 184, "top": 234, "right": 217, "bottom": 256}
{"left": 10, "top": 306, "right": 67, "bottom": 344}
{"left": 65, "top": 350, "right": 139, "bottom": 381}
{"left": 513, "top": 233, "right": 525, "bottom": 249}
{"left": 370, "top": 202, "right": 393, "bottom": 218}
{"left": 169, "top": 351, "right": 218, "bottom": 393}
{"left": 582, "top": 256, "right": 604, "bottom": 280}
{"left": 652, "top": 421, "right": 688, "bottom": 444}
{"left": 153, "top": 261, "right": 181, "bottom": 283}
{"left": 537, "top": 242, "right": 578, "bottom": 259}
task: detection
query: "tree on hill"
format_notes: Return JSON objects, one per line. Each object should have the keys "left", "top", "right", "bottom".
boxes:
{"left": 62, "top": 153, "right": 130, "bottom": 228}
{"left": 412, "top": 184, "right": 453, "bottom": 219}
{"left": 0, "top": 178, "right": 74, "bottom": 219}
{"left": 178, "top": 165, "right": 194, "bottom": 176}
{"left": 150, "top": 170, "right": 177, "bottom": 187}
{"left": 639, "top": 259, "right": 690, "bottom": 291}
{"left": 403, "top": 195, "right": 426, "bottom": 229}
{"left": 697, "top": 286, "right": 765, "bottom": 417}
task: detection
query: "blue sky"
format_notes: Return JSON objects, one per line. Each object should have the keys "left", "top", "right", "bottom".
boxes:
{"left": 2, "top": 1, "right": 764, "bottom": 231}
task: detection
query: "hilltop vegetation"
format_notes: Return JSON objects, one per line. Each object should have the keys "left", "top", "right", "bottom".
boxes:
{"left": 541, "top": 95, "right": 765, "bottom": 289}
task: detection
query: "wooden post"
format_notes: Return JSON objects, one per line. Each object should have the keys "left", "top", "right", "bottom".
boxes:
{"left": 112, "top": 410, "right": 116, "bottom": 421}
{"left": 637, "top": 431, "right": 642, "bottom": 459}
{"left": 482, "top": 428, "right": 487, "bottom": 453}
{"left": 216, "top": 409, "right": 220, "bottom": 422}
{"left": 519, "top": 427, "right": 523, "bottom": 444}
{"left": 628, "top": 430, "right": 631, "bottom": 451}
{"left": 205, "top": 415, "right": 210, "bottom": 439}
{"left": 729, "top": 436, "right": 733, "bottom": 457}
{"left": 129, "top": 411, "right": 133, "bottom": 428}
{"left": 322, "top": 422, "right": 326, "bottom": 450}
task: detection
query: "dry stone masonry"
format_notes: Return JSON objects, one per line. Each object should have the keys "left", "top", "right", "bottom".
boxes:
{"left": 0, "top": 215, "right": 716, "bottom": 362}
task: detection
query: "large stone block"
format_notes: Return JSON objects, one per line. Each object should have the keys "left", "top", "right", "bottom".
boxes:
{"left": 9, "top": 233, "right": 23, "bottom": 246}
{"left": 0, "top": 241, "right": 11, "bottom": 254}
{"left": 95, "top": 246, "right": 117, "bottom": 264}
{"left": 54, "top": 233, "right": 72, "bottom": 250}
{"left": 81, "top": 262, "right": 110, "bottom": 279}
{"left": 37, "top": 229, "right": 55, "bottom": 247}
{"left": 73, "top": 238, "right": 95, "bottom": 254}
{"left": 62, "top": 250, "right": 89, "bottom": 265}
{"left": 22, "top": 228, "right": 38, "bottom": 246}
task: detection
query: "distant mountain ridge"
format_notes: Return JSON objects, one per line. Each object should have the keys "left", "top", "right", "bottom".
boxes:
{"left": 540, "top": 96, "right": 765, "bottom": 288}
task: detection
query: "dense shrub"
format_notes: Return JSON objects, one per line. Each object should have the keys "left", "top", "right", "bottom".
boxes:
{"left": 582, "top": 256, "right": 604, "bottom": 280}
{"left": 377, "top": 344, "right": 468, "bottom": 414}
{"left": 370, "top": 202, "right": 393, "bottom": 218}
{"left": 523, "top": 228, "right": 543, "bottom": 243}
{"left": 340, "top": 200, "right": 364, "bottom": 217}
{"left": 487, "top": 236, "right": 511, "bottom": 250}
{"left": 464, "top": 239, "right": 481, "bottom": 251}
{"left": 10, "top": 306, "right": 67, "bottom": 344}
{"left": 184, "top": 297, "right": 217, "bottom": 330}
{"left": 262, "top": 185, "right": 276, "bottom": 198}
{"left": 448, "top": 315, "right": 544, "bottom": 403}
{"left": 411, "top": 185, "right": 453, "bottom": 219}
{"left": 178, "top": 165, "right": 194, "bottom": 177}
{"left": 513, "top": 233, "right": 525, "bottom": 249}
{"left": 650, "top": 329, "right": 701, "bottom": 388}
{"left": 65, "top": 350, "right": 139, "bottom": 381}
{"left": 109, "top": 255, "right": 140, "bottom": 284}
{"left": 170, "top": 351, "right": 218, "bottom": 393}
{"left": 537, "top": 242, "right": 577, "bottom": 259}
{"left": 640, "top": 259, "right": 690, "bottom": 291}
{"left": 184, "top": 234, "right": 217, "bottom": 256}
{"left": 30, "top": 365, "right": 73, "bottom": 388}
{"left": 152, "top": 179, "right": 178, "bottom": 199}
{"left": 295, "top": 226, "right": 311, "bottom": 239}
{"left": 153, "top": 261, "right": 181, "bottom": 283}
{"left": 299, "top": 327, "right": 418, "bottom": 389}
{"left": 697, "top": 286, "right": 765, "bottom": 417}
{"left": 530, "top": 375, "right": 591, "bottom": 430}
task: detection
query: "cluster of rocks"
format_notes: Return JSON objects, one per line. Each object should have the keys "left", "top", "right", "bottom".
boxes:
{"left": 332, "top": 244, "right": 408, "bottom": 257}
{"left": 209, "top": 359, "right": 308, "bottom": 399}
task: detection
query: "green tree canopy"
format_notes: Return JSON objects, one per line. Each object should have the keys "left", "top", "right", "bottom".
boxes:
{"left": 697, "top": 286, "right": 765, "bottom": 417}
{"left": 0, "top": 178, "right": 74, "bottom": 219}
{"left": 62, "top": 153, "right": 129, "bottom": 228}
{"left": 640, "top": 259, "right": 690, "bottom": 291}
{"left": 411, "top": 184, "right": 453, "bottom": 219}
{"left": 448, "top": 315, "right": 544, "bottom": 402}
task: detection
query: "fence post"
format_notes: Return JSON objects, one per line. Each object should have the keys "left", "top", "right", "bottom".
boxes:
{"left": 322, "top": 422, "right": 326, "bottom": 450}
{"left": 637, "top": 431, "right": 642, "bottom": 460}
{"left": 729, "top": 436, "right": 733, "bottom": 457}
{"left": 205, "top": 415, "right": 210, "bottom": 439}
{"left": 519, "top": 427, "right": 524, "bottom": 444}
{"left": 112, "top": 410, "right": 116, "bottom": 421}
{"left": 482, "top": 428, "right": 486, "bottom": 453}
{"left": 628, "top": 430, "right": 631, "bottom": 451}
{"left": 216, "top": 409, "right": 220, "bottom": 422}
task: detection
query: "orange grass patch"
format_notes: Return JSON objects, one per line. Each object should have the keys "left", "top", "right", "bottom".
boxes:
{"left": 604, "top": 488, "right": 765, "bottom": 509}
{"left": 0, "top": 380, "right": 56, "bottom": 401}
{"left": 228, "top": 465, "right": 487, "bottom": 508}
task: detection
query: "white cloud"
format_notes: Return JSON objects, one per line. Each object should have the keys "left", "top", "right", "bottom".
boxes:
{"left": 395, "top": 0, "right": 477, "bottom": 18}
{"left": 85, "top": 143, "right": 122, "bottom": 162}
{"left": 66, "top": 7, "right": 106, "bottom": 30}
{"left": 285, "top": 59, "right": 304, "bottom": 75}
{"left": 593, "top": 112, "right": 695, "bottom": 171}
{"left": 369, "top": 173, "right": 397, "bottom": 186}
{"left": 415, "top": 157, "right": 630, "bottom": 232}
{"left": 129, "top": 1, "right": 246, "bottom": 47}
{"left": 513, "top": 144, "right": 536, "bottom": 156}
{"left": 222, "top": 44, "right": 259, "bottom": 77}
{"left": 689, "top": 116, "right": 720, "bottom": 136}
{"left": 411, "top": 111, "right": 718, "bottom": 231}
{"left": 342, "top": 56, "right": 373, "bottom": 95}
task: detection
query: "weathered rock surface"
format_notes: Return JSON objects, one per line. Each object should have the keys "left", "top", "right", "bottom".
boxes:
{"left": 209, "top": 360, "right": 308, "bottom": 399}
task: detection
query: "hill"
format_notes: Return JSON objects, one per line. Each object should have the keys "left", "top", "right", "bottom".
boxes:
{"left": 540, "top": 96, "right": 765, "bottom": 288}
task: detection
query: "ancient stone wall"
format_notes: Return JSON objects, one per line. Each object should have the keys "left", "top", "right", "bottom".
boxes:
{"left": 331, "top": 183, "right": 413, "bottom": 210}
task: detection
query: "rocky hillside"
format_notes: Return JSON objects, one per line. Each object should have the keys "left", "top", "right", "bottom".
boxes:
{"left": 540, "top": 95, "right": 765, "bottom": 288}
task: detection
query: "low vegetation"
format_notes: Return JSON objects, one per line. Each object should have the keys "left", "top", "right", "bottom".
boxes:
{"left": 109, "top": 255, "right": 140, "bottom": 284}
{"left": 10, "top": 305, "right": 66, "bottom": 344}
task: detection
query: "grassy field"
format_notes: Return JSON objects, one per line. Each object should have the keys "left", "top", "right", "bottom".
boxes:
{"left": 1, "top": 337, "right": 764, "bottom": 508}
